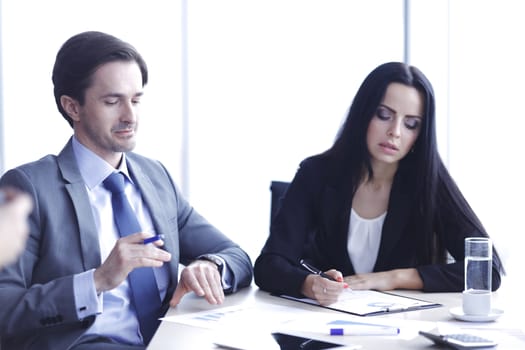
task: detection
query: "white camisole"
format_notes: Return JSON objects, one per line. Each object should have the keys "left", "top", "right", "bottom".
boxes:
{"left": 347, "top": 209, "right": 387, "bottom": 273}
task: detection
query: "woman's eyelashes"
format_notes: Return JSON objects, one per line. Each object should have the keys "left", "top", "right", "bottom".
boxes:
{"left": 376, "top": 106, "right": 421, "bottom": 131}
{"left": 404, "top": 117, "right": 421, "bottom": 130}
{"left": 376, "top": 105, "right": 394, "bottom": 121}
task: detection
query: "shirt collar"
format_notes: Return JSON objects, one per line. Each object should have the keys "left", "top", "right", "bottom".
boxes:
{"left": 72, "top": 136, "right": 132, "bottom": 190}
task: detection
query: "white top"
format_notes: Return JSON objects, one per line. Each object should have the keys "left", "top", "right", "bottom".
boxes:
{"left": 347, "top": 209, "right": 387, "bottom": 273}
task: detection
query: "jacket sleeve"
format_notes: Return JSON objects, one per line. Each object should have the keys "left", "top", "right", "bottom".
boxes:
{"left": 254, "top": 159, "right": 320, "bottom": 297}
{"left": 165, "top": 166, "right": 253, "bottom": 293}
{"left": 416, "top": 176, "right": 502, "bottom": 292}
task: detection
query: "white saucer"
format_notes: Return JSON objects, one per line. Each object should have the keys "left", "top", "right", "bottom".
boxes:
{"left": 449, "top": 307, "right": 504, "bottom": 322}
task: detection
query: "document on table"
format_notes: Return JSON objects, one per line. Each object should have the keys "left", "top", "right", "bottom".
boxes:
{"left": 160, "top": 303, "right": 310, "bottom": 330}
{"left": 160, "top": 298, "right": 436, "bottom": 349}
{"left": 161, "top": 303, "right": 352, "bottom": 350}
{"left": 274, "top": 289, "right": 441, "bottom": 316}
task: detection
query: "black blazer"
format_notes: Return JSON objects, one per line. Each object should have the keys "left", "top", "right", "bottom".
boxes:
{"left": 254, "top": 155, "right": 501, "bottom": 297}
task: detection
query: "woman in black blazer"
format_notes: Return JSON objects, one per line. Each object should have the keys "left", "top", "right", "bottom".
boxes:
{"left": 254, "top": 62, "right": 504, "bottom": 305}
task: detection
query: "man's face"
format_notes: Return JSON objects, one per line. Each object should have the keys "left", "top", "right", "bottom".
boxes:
{"left": 71, "top": 60, "right": 143, "bottom": 166}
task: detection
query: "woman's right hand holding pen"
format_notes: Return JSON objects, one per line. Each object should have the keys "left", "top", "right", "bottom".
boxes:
{"left": 301, "top": 270, "right": 348, "bottom": 306}
{"left": 299, "top": 260, "right": 349, "bottom": 306}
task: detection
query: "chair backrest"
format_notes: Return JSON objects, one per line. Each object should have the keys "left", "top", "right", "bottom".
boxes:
{"left": 269, "top": 180, "right": 290, "bottom": 225}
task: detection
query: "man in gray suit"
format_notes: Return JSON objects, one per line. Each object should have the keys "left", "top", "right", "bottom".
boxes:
{"left": 0, "top": 31, "right": 253, "bottom": 350}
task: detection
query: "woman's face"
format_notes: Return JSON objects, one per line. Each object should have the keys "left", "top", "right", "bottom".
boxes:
{"left": 366, "top": 82, "right": 424, "bottom": 167}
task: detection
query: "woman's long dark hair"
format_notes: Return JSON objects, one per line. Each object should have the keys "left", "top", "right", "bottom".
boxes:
{"left": 322, "top": 62, "right": 503, "bottom": 271}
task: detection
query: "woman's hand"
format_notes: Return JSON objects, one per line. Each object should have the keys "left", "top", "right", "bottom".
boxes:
{"left": 300, "top": 269, "right": 348, "bottom": 306}
{"left": 344, "top": 268, "right": 423, "bottom": 291}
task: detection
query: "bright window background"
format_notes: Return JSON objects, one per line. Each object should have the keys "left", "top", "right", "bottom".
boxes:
{"left": 184, "top": 0, "right": 404, "bottom": 261}
{"left": 1, "top": 1, "right": 521, "bottom": 281}
{"left": 446, "top": 0, "right": 524, "bottom": 282}
{"left": 0, "top": 0, "right": 184, "bottom": 179}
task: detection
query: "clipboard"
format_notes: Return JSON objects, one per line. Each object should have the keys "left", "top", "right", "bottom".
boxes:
{"left": 273, "top": 289, "right": 442, "bottom": 316}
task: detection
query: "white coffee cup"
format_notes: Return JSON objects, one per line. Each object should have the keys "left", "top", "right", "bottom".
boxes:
{"left": 462, "top": 289, "right": 491, "bottom": 316}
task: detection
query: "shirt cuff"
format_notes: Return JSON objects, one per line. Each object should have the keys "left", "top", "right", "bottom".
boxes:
{"left": 73, "top": 269, "right": 103, "bottom": 319}
{"left": 215, "top": 255, "right": 232, "bottom": 290}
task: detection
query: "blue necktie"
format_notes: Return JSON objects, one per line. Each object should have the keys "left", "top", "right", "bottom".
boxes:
{"left": 103, "top": 172, "right": 161, "bottom": 345}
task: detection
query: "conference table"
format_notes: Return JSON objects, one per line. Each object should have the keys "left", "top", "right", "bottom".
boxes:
{"left": 148, "top": 278, "right": 523, "bottom": 349}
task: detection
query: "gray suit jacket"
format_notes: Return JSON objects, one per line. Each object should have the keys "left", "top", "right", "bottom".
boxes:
{"left": 0, "top": 139, "right": 253, "bottom": 349}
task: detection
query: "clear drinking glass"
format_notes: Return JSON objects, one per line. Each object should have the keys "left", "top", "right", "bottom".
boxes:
{"left": 463, "top": 237, "right": 492, "bottom": 316}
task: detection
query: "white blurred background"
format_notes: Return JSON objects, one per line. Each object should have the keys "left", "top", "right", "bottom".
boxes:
{"left": 1, "top": 1, "right": 522, "bottom": 283}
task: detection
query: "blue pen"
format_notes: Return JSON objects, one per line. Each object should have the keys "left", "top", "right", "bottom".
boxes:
{"left": 329, "top": 325, "right": 400, "bottom": 336}
{"left": 143, "top": 234, "right": 164, "bottom": 244}
{"left": 299, "top": 259, "right": 337, "bottom": 282}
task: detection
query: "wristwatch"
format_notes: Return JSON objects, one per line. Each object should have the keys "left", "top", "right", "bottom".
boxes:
{"left": 198, "top": 254, "right": 224, "bottom": 275}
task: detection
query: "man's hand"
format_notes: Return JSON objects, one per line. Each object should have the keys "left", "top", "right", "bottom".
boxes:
{"left": 93, "top": 232, "right": 171, "bottom": 293}
{"left": 169, "top": 260, "right": 224, "bottom": 307}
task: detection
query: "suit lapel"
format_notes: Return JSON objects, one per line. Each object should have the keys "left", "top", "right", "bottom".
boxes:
{"left": 57, "top": 140, "right": 102, "bottom": 270}
{"left": 321, "top": 182, "right": 354, "bottom": 272}
{"left": 126, "top": 158, "right": 179, "bottom": 285}
{"left": 126, "top": 159, "right": 170, "bottom": 243}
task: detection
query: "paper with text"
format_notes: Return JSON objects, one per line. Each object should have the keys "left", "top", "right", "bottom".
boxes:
{"left": 276, "top": 290, "right": 441, "bottom": 316}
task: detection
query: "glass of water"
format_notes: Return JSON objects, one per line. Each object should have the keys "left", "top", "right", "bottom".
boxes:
{"left": 463, "top": 237, "right": 492, "bottom": 316}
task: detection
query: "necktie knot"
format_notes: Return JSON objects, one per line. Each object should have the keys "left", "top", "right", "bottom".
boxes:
{"left": 103, "top": 172, "right": 126, "bottom": 194}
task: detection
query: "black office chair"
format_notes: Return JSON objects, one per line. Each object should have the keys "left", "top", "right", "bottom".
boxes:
{"left": 269, "top": 180, "right": 290, "bottom": 225}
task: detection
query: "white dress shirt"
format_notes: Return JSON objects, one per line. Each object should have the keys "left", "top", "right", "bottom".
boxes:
{"left": 71, "top": 137, "right": 169, "bottom": 345}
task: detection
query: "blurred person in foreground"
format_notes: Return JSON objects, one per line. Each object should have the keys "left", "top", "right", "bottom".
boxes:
{"left": 0, "top": 188, "right": 32, "bottom": 268}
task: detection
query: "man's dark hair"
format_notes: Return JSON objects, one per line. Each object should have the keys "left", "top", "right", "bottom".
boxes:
{"left": 52, "top": 31, "right": 148, "bottom": 127}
